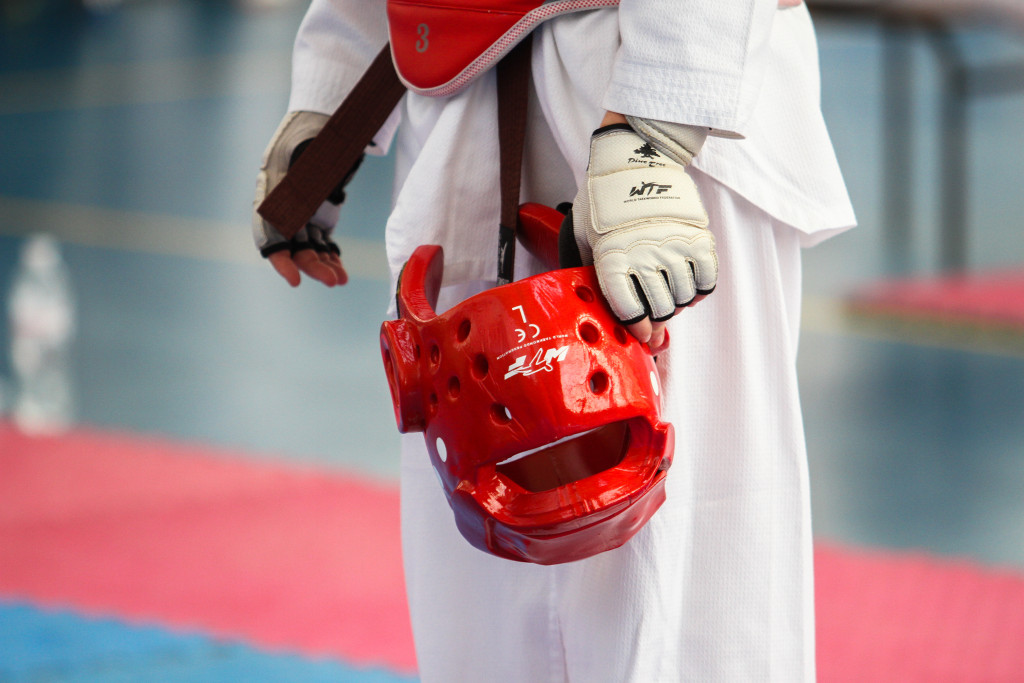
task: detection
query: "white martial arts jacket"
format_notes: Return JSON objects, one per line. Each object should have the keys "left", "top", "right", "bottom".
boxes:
{"left": 289, "top": 0, "right": 855, "bottom": 265}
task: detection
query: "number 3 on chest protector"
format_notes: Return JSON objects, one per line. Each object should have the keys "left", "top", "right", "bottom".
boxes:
{"left": 385, "top": 1, "right": 615, "bottom": 97}
{"left": 415, "top": 23, "right": 429, "bottom": 52}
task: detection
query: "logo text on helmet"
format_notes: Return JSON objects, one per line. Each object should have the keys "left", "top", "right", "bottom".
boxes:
{"left": 505, "top": 346, "right": 569, "bottom": 380}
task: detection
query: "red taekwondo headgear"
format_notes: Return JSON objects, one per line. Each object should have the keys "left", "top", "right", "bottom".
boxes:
{"left": 379, "top": 204, "right": 674, "bottom": 565}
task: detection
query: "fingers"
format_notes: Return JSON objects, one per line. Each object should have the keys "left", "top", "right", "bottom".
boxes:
{"left": 666, "top": 262, "right": 698, "bottom": 308}
{"left": 324, "top": 250, "right": 349, "bottom": 286}
{"left": 619, "top": 269, "right": 707, "bottom": 348}
{"left": 648, "top": 322, "right": 670, "bottom": 355}
{"left": 268, "top": 251, "right": 301, "bottom": 287}
{"left": 268, "top": 249, "right": 348, "bottom": 287}
{"left": 627, "top": 317, "right": 653, "bottom": 345}
{"left": 690, "top": 245, "right": 718, "bottom": 294}
{"left": 626, "top": 318, "right": 670, "bottom": 354}
{"left": 294, "top": 249, "right": 342, "bottom": 286}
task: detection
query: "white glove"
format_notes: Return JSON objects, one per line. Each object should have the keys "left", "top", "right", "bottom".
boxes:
{"left": 572, "top": 122, "right": 717, "bottom": 325}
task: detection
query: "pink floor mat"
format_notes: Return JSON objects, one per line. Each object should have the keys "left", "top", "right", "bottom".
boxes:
{"left": 0, "top": 422, "right": 416, "bottom": 673}
{"left": 815, "top": 544, "right": 1024, "bottom": 681}
{"left": 848, "top": 269, "right": 1024, "bottom": 347}
{"left": 2, "top": 422, "right": 1023, "bottom": 680}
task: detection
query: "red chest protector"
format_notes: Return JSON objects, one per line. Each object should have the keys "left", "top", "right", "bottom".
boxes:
{"left": 387, "top": 0, "right": 618, "bottom": 97}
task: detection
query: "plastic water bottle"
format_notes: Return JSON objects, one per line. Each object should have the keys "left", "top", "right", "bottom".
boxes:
{"left": 7, "top": 234, "right": 76, "bottom": 434}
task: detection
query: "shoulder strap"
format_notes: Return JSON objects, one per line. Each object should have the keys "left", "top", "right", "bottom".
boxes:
{"left": 495, "top": 33, "right": 532, "bottom": 286}
{"left": 257, "top": 46, "right": 406, "bottom": 241}
{"left": 258, "top": 38, "right": 534, "bottom": 288}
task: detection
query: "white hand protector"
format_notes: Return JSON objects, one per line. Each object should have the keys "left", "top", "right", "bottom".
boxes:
{"left": 252, "top": 111, "right": 359, "bottom": 259}
{"left": 572, "top": 122, "right": 717, "bottom": 325}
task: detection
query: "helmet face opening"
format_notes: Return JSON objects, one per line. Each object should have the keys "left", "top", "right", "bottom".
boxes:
{"left": 495, "top": 421, "right": 629, "bottom": 493}
{"left": 381, "top": 244, "right": 675, "bottom": 564}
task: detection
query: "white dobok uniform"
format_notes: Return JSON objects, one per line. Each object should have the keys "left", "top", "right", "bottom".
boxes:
{"left": 287, "top": 1, "right": 855, "bottom": 680}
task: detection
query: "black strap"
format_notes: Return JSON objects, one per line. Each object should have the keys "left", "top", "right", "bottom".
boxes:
{"left": 257, "top": 46, "right": 406, "bottom": 241}
{"left": 495, "top": 34, "right": 533, "bottom": 286}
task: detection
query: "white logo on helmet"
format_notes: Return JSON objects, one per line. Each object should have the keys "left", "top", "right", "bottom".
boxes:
{"left": 505, "top": 346, "right": 569, "bottom": 380}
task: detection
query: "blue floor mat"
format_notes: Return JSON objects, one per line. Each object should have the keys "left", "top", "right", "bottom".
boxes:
{"left": 0, "top": 601, "right": 418, "bottom": 683}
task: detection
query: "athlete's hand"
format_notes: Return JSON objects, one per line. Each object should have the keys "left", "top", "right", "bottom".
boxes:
{"left": 252, "top": 111, "right": 360, "bottom": 287}
{"left": 571, "top": 114, "right": 717, "bottom": 352}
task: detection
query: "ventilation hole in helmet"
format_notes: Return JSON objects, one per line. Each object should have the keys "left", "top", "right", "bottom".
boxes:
{"left": 448, "top": 376, "right": 461, "bottom": 398}
{"left": 614, "top": 327, "right": 629, "bottom": 345}
{"left": 457, "top": 319, "right": 472, "bottom": 342}
{"left": 435, "top": 436, "right": 448, "bottom": 463}
{"left": 491, "top": 403, "right": 512, "bottom": 424}
{"left": 579, "top": 321, "right": 600, "bottom": 344}
{"left": 589, "top": 371, "right": 609, "bottom": 394}
{"left": 575, "top": 285, "right": 595, "bottom": 302}
{"left": 429, "top": 344, "right": 440, "bottom": 367}
{"left": 414, "top": 344, "right": 422, "bottom": 359}
{"left": 472, "top": 354, "right": 489, "bottom": 379}
{"left": 428, "top": 392, "right": 439, "bottom": 416}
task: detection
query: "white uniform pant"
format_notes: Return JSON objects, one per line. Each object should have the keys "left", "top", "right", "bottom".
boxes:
{"left": 389, "top": 13, "right": 815, "bottom": 683}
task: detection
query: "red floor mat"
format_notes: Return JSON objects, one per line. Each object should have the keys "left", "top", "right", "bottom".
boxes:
{"left": 815, "top": 544, "right": 1024, "bottom": 681}
{"left": 848, "top": 269, "right": 1024, "bottom": 346}
{"left": 0, "top": 422, "right": 416, "bottom": 674}
{"left": 2, "top": 423, "right": 1024, "bottom": 680}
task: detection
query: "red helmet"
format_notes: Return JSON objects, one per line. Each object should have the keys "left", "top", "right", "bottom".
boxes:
{"left": 379, "top": 208, "right": 674, "bottom": 565}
